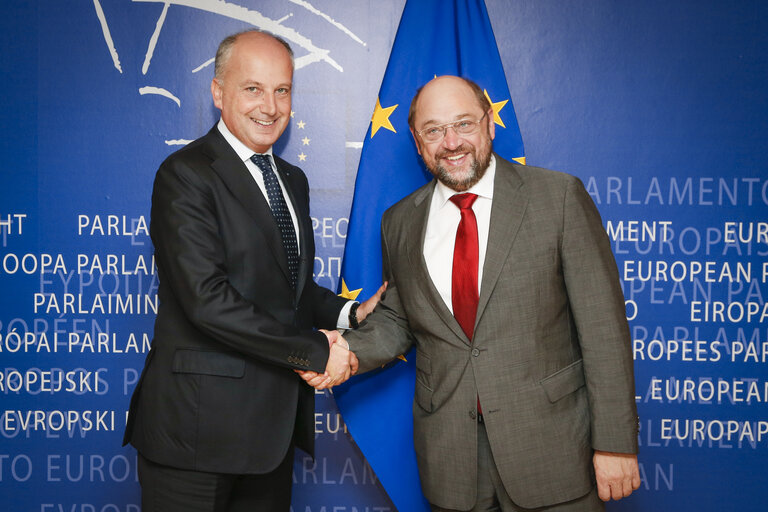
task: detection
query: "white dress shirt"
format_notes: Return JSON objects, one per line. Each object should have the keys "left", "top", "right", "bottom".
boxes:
{"left": 217, "top": 119, "right": 354, "bottom": 328}
{"left": 217, "top": 119, "right": 302, "bottom": 253}
{"left": 423, "top": 156, "right": 496, "bottom": 313}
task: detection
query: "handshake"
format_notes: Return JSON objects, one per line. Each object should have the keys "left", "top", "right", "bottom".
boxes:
{"left": 296, "top": 282, "right": 386, "bottom": 390}
{"left": 296, "top": 329, "right": 357, "bottom": 390}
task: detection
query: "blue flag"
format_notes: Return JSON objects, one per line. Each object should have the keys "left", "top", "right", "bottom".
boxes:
{"left": 335, "top": 1, "right": 525, "bottom": 510}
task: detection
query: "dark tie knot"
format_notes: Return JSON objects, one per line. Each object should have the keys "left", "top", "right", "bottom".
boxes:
{"left": 250, "top": 154, "right": 272, "bottom": 174}
{"left": 450, "top": 193, "right": 478, "bottom": 210}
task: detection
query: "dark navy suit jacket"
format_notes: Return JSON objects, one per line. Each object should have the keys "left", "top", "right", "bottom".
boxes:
{"left": 123, "top": 125, "right": 346, "bottom": 474}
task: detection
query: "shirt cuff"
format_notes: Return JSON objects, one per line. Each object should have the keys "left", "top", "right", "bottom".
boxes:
{"left": 336, "top": 300, "right": 358, "bottom": 330}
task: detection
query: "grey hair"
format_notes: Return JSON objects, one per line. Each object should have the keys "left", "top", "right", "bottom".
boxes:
{"left": 214, "top": 30, "right": 294, "bottom": 78}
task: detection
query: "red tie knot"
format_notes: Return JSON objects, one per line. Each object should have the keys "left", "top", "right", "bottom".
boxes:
{"left": 450, "top": 193, "right": 478, "bottom": 211}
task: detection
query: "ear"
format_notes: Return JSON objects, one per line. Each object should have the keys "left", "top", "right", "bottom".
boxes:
{"left": 410, "top": 128, "right": 423, "bottom": 156}
{"left": 487, "top": 108, "right": 496, "bottom": 141}
{"left": 211, "top": 78, "right": 223, "bottom": 110}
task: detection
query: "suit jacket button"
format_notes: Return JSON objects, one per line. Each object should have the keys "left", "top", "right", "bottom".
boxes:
{"left": 469, "top": 411, "right": 477, "bottom": 420}
{"left": 471, "top": 348, "right": 480, "bottom": 357}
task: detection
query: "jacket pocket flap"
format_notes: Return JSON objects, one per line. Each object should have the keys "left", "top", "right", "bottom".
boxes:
{"left": 415, "top": 353, "right": 432, "bottom": 375}
{"left": 539, "top": 359, "right": 585, "bottom": 403}
{"left": 414, "top": 379, "right": 433, "bottom": 412}
{"left": 172, "top": 349, "right": 245, "bottom": 378}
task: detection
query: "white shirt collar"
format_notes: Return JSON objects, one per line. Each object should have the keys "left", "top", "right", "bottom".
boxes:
{"left": 434, "top": 154, "right": 496, "bottom": 208}
{"left": 217, "top": 118, "right": 274, "bottom": 163}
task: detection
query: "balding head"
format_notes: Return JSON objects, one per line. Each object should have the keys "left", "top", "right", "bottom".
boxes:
{"left": 214, "top": 30, "right": 294, "bottom": 79}
{"left": 407, "top": 75, "right": 495, "bottom": 192}
{"left": 408, "top": 76, "right": 491, "bottom": 132}
{"left": 211, "top": 30, "right": 294, "bottom": 153}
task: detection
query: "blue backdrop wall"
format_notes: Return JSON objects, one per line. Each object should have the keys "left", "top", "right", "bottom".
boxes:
{"left": 1, "top": 1, "right": 766, "bottom": 511}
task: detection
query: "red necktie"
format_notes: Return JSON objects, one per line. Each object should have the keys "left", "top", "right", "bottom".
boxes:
{"left": 450, "top": 193, "right": 479, "bottom": 340}
{"left": 450, "top": 193, "right": 482, "bottom": 415}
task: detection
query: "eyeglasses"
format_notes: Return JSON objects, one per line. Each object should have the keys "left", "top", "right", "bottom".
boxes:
{"left": 416, "top": 112, "right": 489, "bottom": 143}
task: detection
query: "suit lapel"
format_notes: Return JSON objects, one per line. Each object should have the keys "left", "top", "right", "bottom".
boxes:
{"left": 409, "top": 157, "right": 528, "bottom": 346}
{"left": 475, "top": 156, "right": 528, "bottom": 328}
{"left": 407, "top": 181, "right": 472, "bottom": 345}
{"left": 204, "top": 128, "right": 291, "bottom": 284}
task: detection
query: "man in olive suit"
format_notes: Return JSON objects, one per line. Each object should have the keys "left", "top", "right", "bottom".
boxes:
{"left": 305, "top": 76, "right": 640, "bottom": 512}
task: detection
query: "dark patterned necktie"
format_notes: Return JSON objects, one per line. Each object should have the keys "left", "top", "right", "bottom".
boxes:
{"left": 250, "top": 154, "right": 299, "bottom": 289}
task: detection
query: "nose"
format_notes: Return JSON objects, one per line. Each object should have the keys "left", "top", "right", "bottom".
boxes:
{"left": 442, "top": 125, "right": 461, "bottom": 149}
{"left": 260, "top": 91, "right": 277, "bottom": 116}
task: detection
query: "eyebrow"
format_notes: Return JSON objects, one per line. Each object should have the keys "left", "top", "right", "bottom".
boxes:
{"left": 239, "top": 80, "right": 292, "bottom": 89}
{"left": 420, "top": 113, "right": 477, "bottom": 127}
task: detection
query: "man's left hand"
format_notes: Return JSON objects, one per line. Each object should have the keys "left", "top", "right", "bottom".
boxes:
{"left": 356, "top": 282, "right": 387, "bottom": 323}
{"left": 593, "top": 451, "right": 640, "bottom": 501}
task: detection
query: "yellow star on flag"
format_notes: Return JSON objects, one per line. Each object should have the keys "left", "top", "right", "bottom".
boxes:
{"left": 370, "top": 97, "right": 397, "bottom": 137}
{"left": 338, "top": 278, "right": 362, "bottom": 300}
{"left": 484, "top": 89, "right": 508, "bottom": 128}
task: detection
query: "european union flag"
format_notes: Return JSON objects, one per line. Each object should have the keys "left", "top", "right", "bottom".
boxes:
{"left": 335, "top": 1, "right": 525, "bottom": 510}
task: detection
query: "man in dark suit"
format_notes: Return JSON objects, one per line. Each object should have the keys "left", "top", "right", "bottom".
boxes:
{"left": 123, "top": 30, "right": 376, "bottom": 511}
{"left": 304, "top": 76, "right": 640, "bottom": 511}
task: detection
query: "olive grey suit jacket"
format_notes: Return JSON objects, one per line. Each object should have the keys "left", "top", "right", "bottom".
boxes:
{"left": 123, "top": 125, "right": 347, "bottom": 475}
{"left": 346, "top": 155, "right": 638, "bottom": 510}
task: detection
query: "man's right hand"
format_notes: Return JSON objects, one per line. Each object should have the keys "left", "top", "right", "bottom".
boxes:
{"left": 296, "top": 330, "right": 357, "bottom": 389}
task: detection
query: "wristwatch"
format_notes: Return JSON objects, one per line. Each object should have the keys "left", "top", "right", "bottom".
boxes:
{"left": 348, "top": 302, "right": 360, "bottom": 329}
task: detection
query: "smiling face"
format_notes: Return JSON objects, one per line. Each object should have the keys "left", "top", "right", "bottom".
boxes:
{"left": 410, "top": 76, "right": 495, "bottom": 192}
{"left": 211, "top": 32, "right": 293, "bottom": 153}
